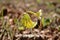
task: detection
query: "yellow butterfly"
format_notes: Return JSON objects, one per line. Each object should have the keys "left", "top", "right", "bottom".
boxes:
{"left": 20, "top": 13, "right": 37, "bottom": 29}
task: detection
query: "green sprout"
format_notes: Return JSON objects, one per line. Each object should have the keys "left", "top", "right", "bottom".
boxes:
{"left": 41, "top": 17, "right": 51, "bottom": 27}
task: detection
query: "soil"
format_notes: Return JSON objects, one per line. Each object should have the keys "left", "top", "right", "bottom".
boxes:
{"left": 0, "top": 0, "right": 60, "bottom": 40}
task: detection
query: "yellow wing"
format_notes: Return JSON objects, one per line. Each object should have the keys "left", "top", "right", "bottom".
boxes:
{"left": 20, "top": 13, "right": 37, "bottom": 29}
{"left": 26, "top": 20, "right": 37, "bottom": 29}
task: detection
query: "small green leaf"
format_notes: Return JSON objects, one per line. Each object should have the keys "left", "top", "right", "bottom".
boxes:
{"left": 41, "top": 17, "right": 46, "bottom": 27}
{"left": 18, "top": 26, "right": 25, "bottom": 30}
{"left": 41, "top": 17, "right": 51, "bottom": 27}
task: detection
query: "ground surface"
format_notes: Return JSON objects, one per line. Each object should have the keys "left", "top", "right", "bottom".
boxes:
{"left": 0, "top": 0, "right": 60, "bottom": 40}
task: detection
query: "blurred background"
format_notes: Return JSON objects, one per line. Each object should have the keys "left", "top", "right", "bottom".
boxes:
{"left": 0, "top": 0, "right": 60, "bottom": 40}
{"left": 0, "top": 0, "right": 60, "bottom": 13}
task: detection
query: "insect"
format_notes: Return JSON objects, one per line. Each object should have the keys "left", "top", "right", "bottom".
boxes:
{"left": 20, "top": 13, "right": 37, "bottom": 29}
{"left": 26, "top": 9, "right": 42, "bottom": 28}
{"left": 19, "top": 9, "right": 43, "bottom": 30}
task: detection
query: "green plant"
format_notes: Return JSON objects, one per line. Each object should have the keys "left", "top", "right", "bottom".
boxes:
{"left": 0, "top": 7, "right": 14, "bottom": 40}
{"left": 14, "top": 17, "right": 25, "bottom": 30}
{"left": 41, "top": 17, "right": 51, "bottom": 27}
